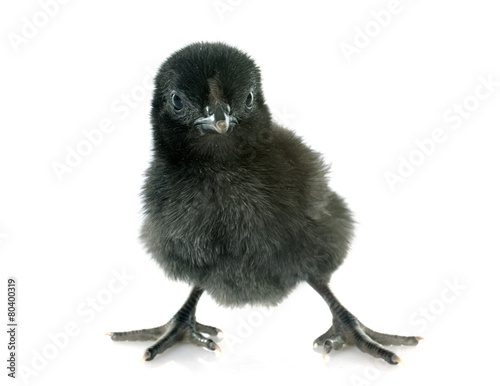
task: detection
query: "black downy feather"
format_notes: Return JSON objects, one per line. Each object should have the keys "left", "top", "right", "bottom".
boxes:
{"left": 140, "top": 42, "right": 355, "bottom": 307}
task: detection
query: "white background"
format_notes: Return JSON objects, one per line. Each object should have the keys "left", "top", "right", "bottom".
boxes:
{"left": 1, "top": 0, "right": 499, "bottom": 385}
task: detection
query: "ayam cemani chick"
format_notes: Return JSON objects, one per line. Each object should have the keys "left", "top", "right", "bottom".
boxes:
{"left": 107, "top": 42, "right": 421, "bottom": 364}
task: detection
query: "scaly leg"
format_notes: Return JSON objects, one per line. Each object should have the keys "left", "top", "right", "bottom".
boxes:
{"left": 308, "top": 280, "right": 422, "bottom": 365}
{"left": 107, "top": 286, "right": 221, "bottom": 361}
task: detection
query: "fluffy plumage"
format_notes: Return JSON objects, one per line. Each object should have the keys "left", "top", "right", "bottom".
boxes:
{"left": 140, "top": 42, "right": 354, "bottom": 307}
{"left": 108, "top": 42, "right": 420, "bottom": 365}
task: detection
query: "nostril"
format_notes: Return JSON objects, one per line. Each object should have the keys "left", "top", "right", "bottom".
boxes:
{"left": 204, "top": 106, "right": 212, "bottom": 117}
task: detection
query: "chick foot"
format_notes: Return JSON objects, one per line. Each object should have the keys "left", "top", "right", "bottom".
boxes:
{"left": 107, "top": 286, "right": 221, "bottom": 361}
{"left": 309, "top": 280, "right": 421, "bottom": 365}
{"left": 314, "top": 317, "right": 421, "bottom": 364}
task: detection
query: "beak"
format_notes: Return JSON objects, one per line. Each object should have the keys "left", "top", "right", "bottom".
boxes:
{"left": 194, "top": 105, "right": 238, "bottom": 134}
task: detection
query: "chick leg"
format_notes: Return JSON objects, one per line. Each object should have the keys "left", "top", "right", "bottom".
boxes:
{"left": 308, "top": 280, "right": 422, "bottom": 365}
{"left": 107, "top": 286, "right": 221, "bottom": 361}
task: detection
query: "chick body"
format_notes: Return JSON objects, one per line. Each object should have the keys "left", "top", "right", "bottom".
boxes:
{"left": 141, "top": 120, "right": 353, "bottom": 306}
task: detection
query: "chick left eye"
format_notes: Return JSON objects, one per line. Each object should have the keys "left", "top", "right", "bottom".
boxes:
{"left": 172, "top": 93, "right": 183, "bottom": 110}
{"left": 245, "top": 91, "right": 254, "bottom": 108}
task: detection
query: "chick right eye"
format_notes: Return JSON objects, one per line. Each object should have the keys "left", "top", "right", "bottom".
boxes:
{"left": 171, "top": 93, "right": 183, "bottom": 110}
{"left": 245, "top": 91, "right": 254, "bottom": 109}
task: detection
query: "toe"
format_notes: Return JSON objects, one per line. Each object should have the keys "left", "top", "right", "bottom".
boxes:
{"left": 195, "top": 322, "right": 222, "bottom": 337}
{"left": 364, "top": 327, "right": 421, "bottom": 346}
{"left": 314, "top": 325, "right": 336, "bottom": 347}
{"left": 188, "top": 331, "right": 221, "bottom": 353}
{"left": 144, "top": 333, "right": 179, "bottom": 360}
{"left": 340, "top": 321, "right": 402, "bottom": 365}
{"left": 109, "top": 330, "right": 157, "bottom": 342}
{"left": 107, "top": 325, "right": 167, "bottom": 342}
{"left": 353, "top": 332, "right": 401, "bottom": 365}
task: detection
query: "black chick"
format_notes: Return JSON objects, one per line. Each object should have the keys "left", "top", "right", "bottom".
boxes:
{"left": 108, "top": 42, "right": 420, "bottom": 364}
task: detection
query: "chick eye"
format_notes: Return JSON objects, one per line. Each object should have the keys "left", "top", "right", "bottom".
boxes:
{"left": 245, "top": 91, "right": 254, "bottom": 109}
{"left": 171, "top": 93, "right": 183, "bottom": 110}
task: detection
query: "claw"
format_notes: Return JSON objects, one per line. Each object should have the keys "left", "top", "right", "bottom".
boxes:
{"left": 105, "top": 332, "right": 113, "bottom": 337}
{"left": 216, "top": 328, "right": 224, "bottom": 338}
{"left": 416, "top": 336, "right": 424, "bottom": 341}
{"left": 322, "top": 341, "right": 333, "bottom": 362}
{"left": 206, "top": 342, "right": 222, "bottom": 358}
{"left": 392, "top": 355, "right": 405, "bottom": 366}
{"left": 141, "top": 351, "right": 151, "bottom": 364}
{"left": 212, "top": 342, "right": 222, "bottom": 355}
